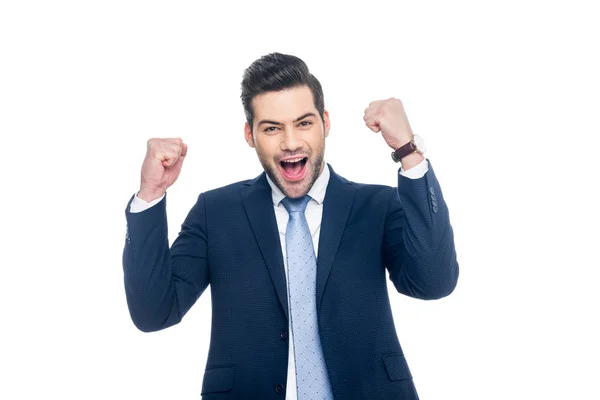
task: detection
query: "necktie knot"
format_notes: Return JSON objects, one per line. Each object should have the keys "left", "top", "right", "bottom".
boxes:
{"left": 281, "top": 195, "right": 311, "bottom": 214}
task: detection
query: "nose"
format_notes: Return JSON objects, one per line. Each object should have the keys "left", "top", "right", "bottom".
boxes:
{"left": 280, "top": 128, "right": 303, "bottom": 152}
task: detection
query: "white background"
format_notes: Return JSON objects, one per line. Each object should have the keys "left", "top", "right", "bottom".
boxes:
{"left": 1, "top": 1, "right": 599, "bottom": 399}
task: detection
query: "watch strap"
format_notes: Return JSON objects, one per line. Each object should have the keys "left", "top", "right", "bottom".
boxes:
{"left": 391, "top": 140, "right": 416, "bottom": 163}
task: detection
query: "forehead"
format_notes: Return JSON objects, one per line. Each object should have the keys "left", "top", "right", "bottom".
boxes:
{"left": 251, "top": 85, "right": 316, "bottom": 122}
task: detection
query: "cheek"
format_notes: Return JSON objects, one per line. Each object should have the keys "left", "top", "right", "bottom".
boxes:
{"left": 255, "top": 138, "right": 279, "bottom": 160}
{"left": 310, "top": 135, "right": 325, "bottom": 151}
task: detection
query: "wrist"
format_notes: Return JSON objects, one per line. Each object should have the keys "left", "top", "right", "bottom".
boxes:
{"left": 137, "top": 188, "right": 165, "bottom": 202}
{"left": 391, "top": 134, "right": 426, "bottom": 164}
{"left": 400, "top": 152, "right": 425, "bottom": 170}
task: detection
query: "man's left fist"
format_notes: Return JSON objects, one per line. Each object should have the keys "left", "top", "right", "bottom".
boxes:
{"left": 363, "top": 98, "right": 414, "bottom": 150}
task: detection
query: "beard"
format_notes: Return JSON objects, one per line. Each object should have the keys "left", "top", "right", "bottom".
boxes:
{"left": 257, "top": 143, "right": 325, "bottom": 199}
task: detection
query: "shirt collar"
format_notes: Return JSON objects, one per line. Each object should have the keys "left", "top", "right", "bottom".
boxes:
{"left": 265, "top": 161, "right": 330, "bottom": 207}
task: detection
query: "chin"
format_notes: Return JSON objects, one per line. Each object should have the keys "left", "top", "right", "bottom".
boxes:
{"left": 281, "top": 183, "right": 311, "bottom": 199}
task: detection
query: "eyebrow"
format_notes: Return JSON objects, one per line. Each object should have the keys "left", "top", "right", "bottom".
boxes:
{"left": 257, "top": 112, "right": 317, "bottom": 127}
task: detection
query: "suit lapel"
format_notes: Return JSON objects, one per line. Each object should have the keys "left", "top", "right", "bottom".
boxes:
{"left": 240, "top": 173, "right": 289, "bottom": 321}
{"left": 316, "top": 164, "right": 356, "bottom": 314}
{"left": 239, "top": 164, "right": 357, "bottom": 321}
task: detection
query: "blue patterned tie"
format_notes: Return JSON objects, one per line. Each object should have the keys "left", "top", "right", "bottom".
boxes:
{"left": 281, "top": 195, "right": 333, "bottom": 400}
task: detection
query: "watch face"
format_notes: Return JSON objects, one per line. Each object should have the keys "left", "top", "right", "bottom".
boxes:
{"left": 413, "top": 135, "right": 426, "bottom": 153}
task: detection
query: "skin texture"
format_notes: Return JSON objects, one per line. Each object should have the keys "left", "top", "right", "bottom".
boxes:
{"left": 244, "top": 85, "right": 330, "bottom": 199}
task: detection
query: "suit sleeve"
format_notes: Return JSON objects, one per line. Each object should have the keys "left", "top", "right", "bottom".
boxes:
{"left": 383, "top": 159, "right": 459, "bottom": 300}
{"left": 122, "top": 192, "right": 210, "bottom": 332}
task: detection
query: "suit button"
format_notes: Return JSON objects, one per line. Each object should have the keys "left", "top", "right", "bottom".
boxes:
{"left": 431, "top": 194, "right": 437, "bottom": 202}
{"left": 429, "top": 186, "right": 435, "bottom": 195}
{"left": 280, "top": 330, "right": 288, "bottom": 341}
{"left": 433, "top": 205, "right": 439, "bottom": 213}
{"left": 275, "top": 384, "right": 284, "bottom": 394}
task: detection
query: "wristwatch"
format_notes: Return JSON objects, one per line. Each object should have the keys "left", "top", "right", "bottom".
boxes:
{"left": 391, "top": 134, "right": 426, "bottom": 163}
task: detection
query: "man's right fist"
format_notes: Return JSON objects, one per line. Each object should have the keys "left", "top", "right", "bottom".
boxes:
{"left": 138, "top": 137, "right": 187, "bottom": 202}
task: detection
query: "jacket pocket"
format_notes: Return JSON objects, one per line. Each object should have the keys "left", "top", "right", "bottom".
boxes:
{"left": 382, "top": 354, "right": 412, "bottom": 381}
{"left": 201, "top": 365, "right": 235, "bottom": 394}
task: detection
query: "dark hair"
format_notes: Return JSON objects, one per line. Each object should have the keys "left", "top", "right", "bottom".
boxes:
{"left": 241, "top": 52, "right": 324, "bottom": 131}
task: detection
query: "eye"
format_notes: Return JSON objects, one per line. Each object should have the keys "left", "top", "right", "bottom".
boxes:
{"left": 298, "top": 120, "right": 312, "bottom": 127}
{"left": 264, "top": 126, "right": 279, "bottom": 133}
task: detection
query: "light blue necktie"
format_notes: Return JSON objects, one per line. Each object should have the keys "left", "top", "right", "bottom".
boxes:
{"left": 281, "top": 195, "right": 333, "bottom": 400}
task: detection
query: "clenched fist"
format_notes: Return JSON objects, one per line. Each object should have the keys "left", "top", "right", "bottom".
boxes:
{"left": 138, "top": 137, "right": 187, "bottom": 202}
{"left": 363, "top": 98, "right": 425, "bottom": 170}
{"left": 363, "top": 98, "right": 414, "bottom": 150}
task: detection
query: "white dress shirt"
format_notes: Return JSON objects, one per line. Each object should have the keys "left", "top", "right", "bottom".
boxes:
{"left": 129, "top": 159, "right": 429, "bottom": 399}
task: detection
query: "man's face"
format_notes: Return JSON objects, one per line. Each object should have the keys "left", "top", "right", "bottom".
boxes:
{"left": 244, "top": 85, "right": 330, "bottom": 199}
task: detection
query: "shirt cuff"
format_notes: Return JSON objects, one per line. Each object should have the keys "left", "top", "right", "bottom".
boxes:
{"left": 130, "top": 191, "right": 166, "bottom": 213}
{"left": 399, "top": 158, "right": 429, "bottom": 179}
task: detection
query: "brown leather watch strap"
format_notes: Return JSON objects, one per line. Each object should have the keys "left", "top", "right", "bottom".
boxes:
{"left": 391, "top": 140, "right": 416, "bottom": 163}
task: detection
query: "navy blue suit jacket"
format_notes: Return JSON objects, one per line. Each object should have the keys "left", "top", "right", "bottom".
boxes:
{"left": 123, "top": 161, "right": 459, "bottom": 399}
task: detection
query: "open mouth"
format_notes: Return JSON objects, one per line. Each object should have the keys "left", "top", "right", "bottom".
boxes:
{"left": 279, "top": 157, "right": 308, "bottom": 181}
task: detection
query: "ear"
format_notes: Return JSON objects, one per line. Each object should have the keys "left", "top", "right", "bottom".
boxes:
{"left": 244, "top": 122, "right": 255, "bottom": 148}
{"left": 323, "top": 110, "right": 330, "bottom": 138}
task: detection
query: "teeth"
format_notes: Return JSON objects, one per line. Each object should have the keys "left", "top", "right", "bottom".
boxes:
{"left": 282, "top": 157, "right": 304, "bottom": 163}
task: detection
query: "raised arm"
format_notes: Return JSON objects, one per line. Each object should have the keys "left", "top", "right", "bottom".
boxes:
{"left": 122, "top": 138, "right": 210, "bottom": 332}
{"left": 363, "top": 97, "right": 459, "bottom": 299}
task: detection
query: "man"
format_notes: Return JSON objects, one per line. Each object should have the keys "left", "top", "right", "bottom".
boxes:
{"left": 123, "top": 52, "right": 459, "bottom": 399}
